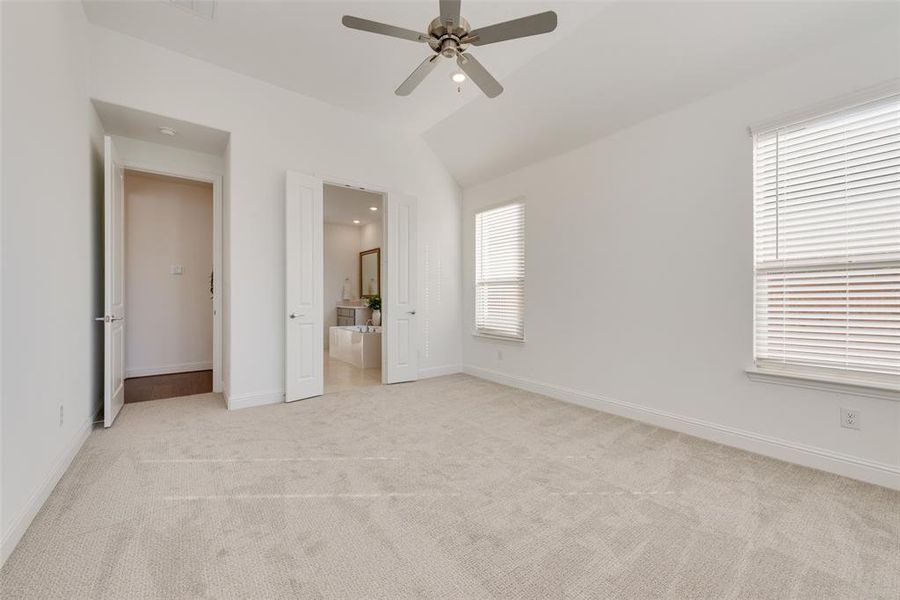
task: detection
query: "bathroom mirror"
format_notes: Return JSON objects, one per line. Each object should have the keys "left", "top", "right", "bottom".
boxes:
{"left": 360, "top": 248, "right": 380, "bottom": 298}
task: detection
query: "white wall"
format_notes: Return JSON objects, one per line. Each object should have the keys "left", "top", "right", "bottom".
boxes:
{"left": 125, "top": 172, "right": 213, "bottom": 376}
{"left": 1, "top": 2, "right": 105, "bottom": 562}
{"left": 462, "top": 31, "right": 900, "bottom": 488}
{"left": 113, "top": 135, "right": 225, "bottom": 177}
{"left": 88, "top": 25, "right": 463, "bottom": 406}
{"left": 360, "top": 221, "right": 382, "bottom": 252}
{"left": 323, "top": 223, "right": 360, "bottom": 348}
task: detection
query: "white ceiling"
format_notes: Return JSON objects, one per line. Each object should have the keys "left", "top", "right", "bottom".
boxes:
{"left": 324, "top": 185, "right": 383, "bottom": 226}
{"left": 92, "top": 99, "right": 230, "bottom": 155}
{"left": 82, "top": 1, "right": 900, "bottom": 187}
{"left": 82, "top": 1, "right": 606, "bottom": 133}
{"left": 424, "top": 1, "right": 900, "bottom": 185}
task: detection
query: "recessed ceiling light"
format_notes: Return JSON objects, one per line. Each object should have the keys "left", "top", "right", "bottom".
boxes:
{"left": 353, "top": 220, "right": 360, "bottom": 224}
{"left": 159, "top": 126, "right": 177, "bottom": 136}
{"left": 451, "top": 72, "right": 466, "bottom": 84}
{"left": 369, "top": 206, "right": 378, "bottom": 211}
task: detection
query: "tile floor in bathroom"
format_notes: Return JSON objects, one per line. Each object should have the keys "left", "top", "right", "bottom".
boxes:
{"left": 324, "top": 350, "right": 382, "bottom": 394}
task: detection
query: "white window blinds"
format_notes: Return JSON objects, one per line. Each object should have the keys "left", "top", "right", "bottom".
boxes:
{"left": 753, "top": 95, "right": 900, "bottom": 385}
{"left": 475, "top": 202, "right": 525, "bottom": 340}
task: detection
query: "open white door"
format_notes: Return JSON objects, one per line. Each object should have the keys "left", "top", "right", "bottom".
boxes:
{"left": 285, "top": 171, "right": 324, "bottom": 402}
{"left": 384, "top": 192, "right": 418, "bottom": 384}
{"left": 102, "top": 136, "right": 125, "bottom": 427}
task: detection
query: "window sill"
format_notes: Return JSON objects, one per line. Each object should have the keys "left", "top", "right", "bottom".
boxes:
{"left": 745, "top": 366, "right": 900, "bottom": 401}
{"left": 472, "top": 332, "right": 525, "bottom": 344}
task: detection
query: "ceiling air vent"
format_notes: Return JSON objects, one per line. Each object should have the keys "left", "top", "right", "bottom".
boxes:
{"left": 168, "top": 0, "right": 215, "bottom": 20}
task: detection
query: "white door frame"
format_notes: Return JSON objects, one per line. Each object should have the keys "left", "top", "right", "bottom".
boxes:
{"left": 121, "top": 160, "right": 225, "bottom": 393}
{"left": 319, "top": 175, "right": 390, "bottom": 385}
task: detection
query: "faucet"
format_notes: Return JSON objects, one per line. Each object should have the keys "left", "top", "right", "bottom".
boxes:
{"left": 364, "top": 319, "right": 374, "bottom": 333}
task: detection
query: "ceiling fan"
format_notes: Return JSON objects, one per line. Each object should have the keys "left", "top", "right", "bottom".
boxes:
{"left": 342, "top": 0, "right": 558, "bottom": 98}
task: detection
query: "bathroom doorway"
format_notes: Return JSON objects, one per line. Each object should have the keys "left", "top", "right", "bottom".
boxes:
{"left": 322, "top": 184, "right": 384, "bottom": 393}
{"left": 284, "top": 171, "right": 418, "bottom": 403}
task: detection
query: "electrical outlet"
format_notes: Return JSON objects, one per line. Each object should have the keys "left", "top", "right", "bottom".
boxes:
{"left": 840, "top": 407, "right": 860, "bottom": 430}
{"left": 59, "top": 404, "right": 64, "bottom": 427}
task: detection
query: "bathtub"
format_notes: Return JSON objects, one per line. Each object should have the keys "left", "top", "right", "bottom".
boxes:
{"left": 328, "top": 325, "right": 382, "bottom": 369}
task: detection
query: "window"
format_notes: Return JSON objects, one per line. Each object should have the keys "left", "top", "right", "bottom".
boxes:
{"left": 475, "top": 201, "right": 525, "bottom": 340}
{"left": 753, "top": 95, "right": 900, "bottom": 388}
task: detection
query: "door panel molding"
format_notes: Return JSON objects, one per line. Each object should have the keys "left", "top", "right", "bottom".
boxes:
{"left": 385, "top": 192, "right": 418, "bottom": 384}
{"left": 285, "top": 171, "right": 324, "bottom": 401}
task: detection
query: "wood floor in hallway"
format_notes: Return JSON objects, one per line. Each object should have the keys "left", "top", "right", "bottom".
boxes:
{"left": 124, "top": 370, "right": 213, "bottom": 403}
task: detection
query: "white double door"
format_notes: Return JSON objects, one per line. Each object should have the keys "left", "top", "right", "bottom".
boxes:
{"left": 284, "top": 172, "right": 418, "bottom": 402}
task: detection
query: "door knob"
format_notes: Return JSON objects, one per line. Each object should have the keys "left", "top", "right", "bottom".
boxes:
{"left": 289, "top": 313, "right": 298, "bottom": 319}
{"left": 95, "top": 315, "right": 124, "bottom": 322}
{"left": 407, "top": 310, "right": 416, "bottom": 315}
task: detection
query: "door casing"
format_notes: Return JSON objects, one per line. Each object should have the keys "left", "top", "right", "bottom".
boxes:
{"left": 118, "top": 159, "right": 225, "bottom": 394}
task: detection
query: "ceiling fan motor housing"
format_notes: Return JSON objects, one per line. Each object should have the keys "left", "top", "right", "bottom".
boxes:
{"left": 427, "top": 16, "right": 471, "bottom": 57}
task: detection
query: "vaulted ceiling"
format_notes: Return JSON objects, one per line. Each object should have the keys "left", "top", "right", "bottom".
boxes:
{"left": 82, "top": 1, "right": 604, "bottom": 133}
{"left": 82, "top": 1, "right": 900, "bottom": 187}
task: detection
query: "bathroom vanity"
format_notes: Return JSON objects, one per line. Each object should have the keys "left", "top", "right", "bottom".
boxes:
{"left": 336, "top": 305, "right": 371, "bottom": 326}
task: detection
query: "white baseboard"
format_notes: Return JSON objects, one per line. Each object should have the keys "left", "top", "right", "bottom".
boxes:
{"left": 225, "top": 365, "right": 462, "bottom": 410}
{"left": 226, "top": 389, "right": 284, "bottom": 411}
{"left": 0, "top": 415, "right": 93, "bottom": 566}
{"left": 126, "top": 361, "right": 213, "bottom": 378}
{"left": 419, "top": 364, "right": 462, "bottom": 379}
{"left": 463, "top": 365, "right": 900, "bottom": 490}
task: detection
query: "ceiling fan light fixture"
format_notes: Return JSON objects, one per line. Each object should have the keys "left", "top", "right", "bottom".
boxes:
{"left": 342, "top": 1, "right": 557, "bottom": 98}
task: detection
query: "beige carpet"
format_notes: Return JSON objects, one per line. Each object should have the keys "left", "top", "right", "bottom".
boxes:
{"left": 2, "top": 374, "right": 898, "bottom": 599}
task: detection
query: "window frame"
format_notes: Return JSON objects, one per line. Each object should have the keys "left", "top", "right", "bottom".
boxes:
{"left": 473, "top": 199, "right": 526, "bottom": 343}
{"left": 749, "top": 93, "right": 900, "bottom": 397}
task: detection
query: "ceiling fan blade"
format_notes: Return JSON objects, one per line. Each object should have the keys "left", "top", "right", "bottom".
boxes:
{"left": 456, "top": 52, "right": 503, "bottom": 98}
{"left": 342, "top": 15, "right": 429, "bottom": 43}
{"left": 467, "top": 11, "right": 557, "bottom": 46}
{"left": 439, "top": 0, "right": 461, "bottom": 27}
{"left": 395, "top": 55, "right": 441, "bottom": 96}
